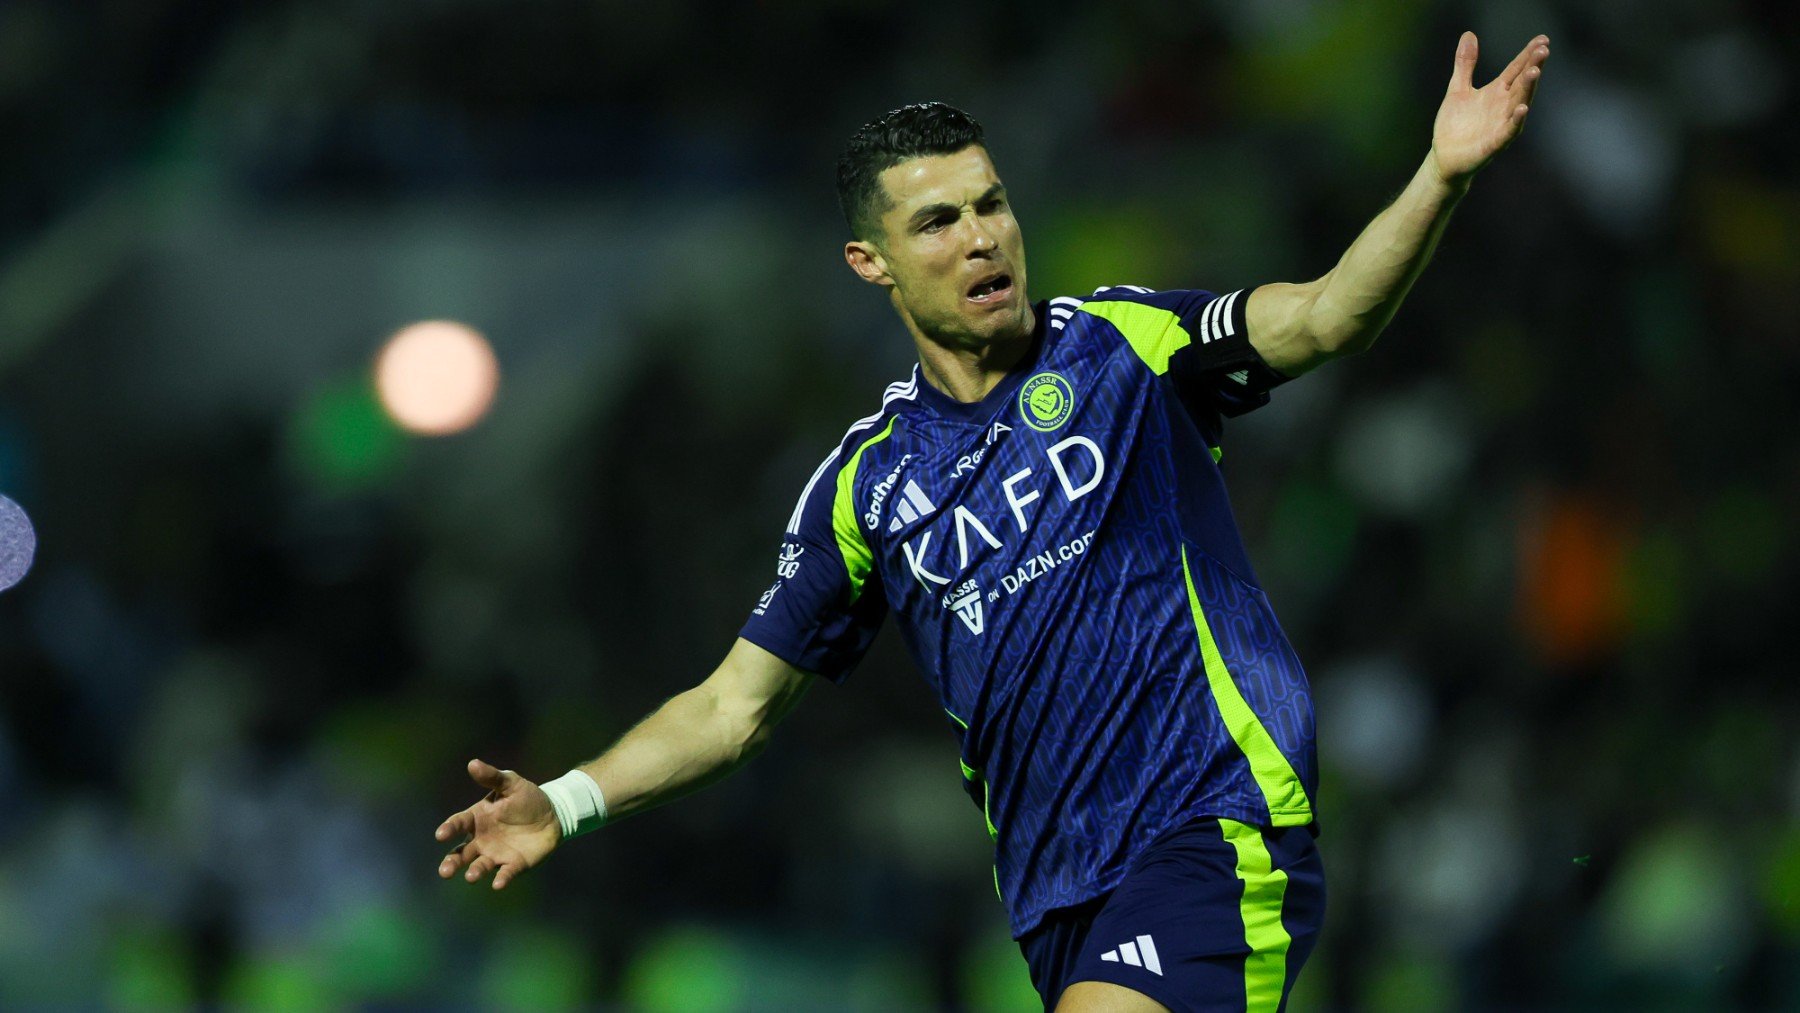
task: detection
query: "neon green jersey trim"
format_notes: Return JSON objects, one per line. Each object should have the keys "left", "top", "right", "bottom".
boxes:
{"left": 944, "top": 708, "right": 999, "bottom": 843}
{"left": 946, "top": 707, "right": 1002, "bottom": 898}
{"left": 831, "top": 416, "right": 899, "bottom": 604}
{"left": 1079, "top": 300, "right": 1192, "bottom": 376}
{"left": 978, "top": 780, "right": 997, "bottom": 842}
{"left": 1180, "top": 546, "right": 1312, "bottom": 824}
{"left": 1220, "top": 819, "right": 1294, "bottom": 1012}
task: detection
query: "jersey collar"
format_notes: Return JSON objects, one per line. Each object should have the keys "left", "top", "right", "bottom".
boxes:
{"left": 911, "top": 300, "right": 1050, "bottom": 425}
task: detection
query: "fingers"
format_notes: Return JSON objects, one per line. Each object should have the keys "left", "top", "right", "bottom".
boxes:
{"left": 1502, "top": 36, "right": 1550, "bottom": 91}
{"left": 1507, "top": 105, "right": 1530, "bottom": 145}
{"left": 439, "top": 762, "right": 538, "bottom": 890}
{"left": 439, "top": 841, "right": 474, "bottom": 879}
{"left": 464, "top": 852, "right": 498, "bottom": 884}
{"left": 435, "top": 809, "right": 473, "bottom": 843}
{"left": 492, "top": 860, "right": 520, "bottom": 891}
{"left": 1449, "top": 31, "right": 1478, "bottom": 92}
{"left": 466, "top": 757, "right": 515, "bottom": 795}
{"left": 469, "top": 851, "right": 527, "bottom": 890}
{"left": 1514, "top": 48, "right": 1549, "bottom": 107}
{"left": 438, "top": 841, "right": 521, "bottom": 889}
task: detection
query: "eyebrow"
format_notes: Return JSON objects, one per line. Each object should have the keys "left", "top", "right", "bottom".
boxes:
{"left": 906, "top": 183, "right": 1007, "bottom": 229}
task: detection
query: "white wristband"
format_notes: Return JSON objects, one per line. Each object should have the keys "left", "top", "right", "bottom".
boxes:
{"left": 540, "top": 769, "right": 608, "bottom": 839}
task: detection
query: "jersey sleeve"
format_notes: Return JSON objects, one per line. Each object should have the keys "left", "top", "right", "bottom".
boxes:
{"left": 737, "top": 443, "right": 889, "bottom": 685}
{"left": 1086, "top": 285, "right": 1291, "bottom": 423}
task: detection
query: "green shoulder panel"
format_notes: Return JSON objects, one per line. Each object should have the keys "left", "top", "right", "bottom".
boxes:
{"left": 830, "top": 415, "right": 899, "bottom": 604}
{"left": 1079, "top": 300, "right": 1193, "bottom": 376}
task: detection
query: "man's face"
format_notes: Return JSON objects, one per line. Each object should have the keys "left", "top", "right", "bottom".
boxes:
{"left": 847, "top": 145, "right": 1032, "bottom": 349}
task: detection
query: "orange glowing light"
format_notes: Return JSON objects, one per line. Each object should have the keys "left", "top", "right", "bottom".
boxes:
{"left": 374, "top": 320, "right": 500, "bottom": 435}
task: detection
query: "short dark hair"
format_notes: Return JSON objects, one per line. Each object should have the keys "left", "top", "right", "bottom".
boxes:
{"left": 836, "top": 102, "right": 987, "bottom": 241}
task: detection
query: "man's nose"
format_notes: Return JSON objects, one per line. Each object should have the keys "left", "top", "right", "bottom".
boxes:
{"left": 964, "top": 212, "right": 998, "bottom": 253}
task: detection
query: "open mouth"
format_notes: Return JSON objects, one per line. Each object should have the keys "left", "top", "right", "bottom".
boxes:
{"left": 966, "top": 273, "right": 1014, "bottom": 305}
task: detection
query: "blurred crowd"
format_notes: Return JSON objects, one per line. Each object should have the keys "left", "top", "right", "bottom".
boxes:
{"left": 0, "top": 0, "right": 1796, "bottom": 1009}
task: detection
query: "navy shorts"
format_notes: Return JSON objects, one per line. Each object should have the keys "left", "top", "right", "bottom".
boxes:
{"left": 1017, "top": 817, "right": 1325, "bottom": 1012}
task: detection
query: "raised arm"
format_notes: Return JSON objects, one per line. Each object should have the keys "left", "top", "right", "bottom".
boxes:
{"left": 434, "top": 637, "right": 814, "bottom": 889}
{"left": 1247, "top": 32, "right": 1550, "bottom": 376}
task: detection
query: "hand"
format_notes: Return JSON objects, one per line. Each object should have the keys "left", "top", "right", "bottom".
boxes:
{"left": 1430, "top": 32, "right": 1551, "bottom": 186}
{"left": 435, "top": 758, "right": 561, "bottom": 890}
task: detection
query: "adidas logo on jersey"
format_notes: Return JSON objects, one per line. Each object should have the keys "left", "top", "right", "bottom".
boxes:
{"left": 887, "top": 480, "right": 937, "bottom": 533}
{"left": 1098, "top": 934, "right": 1163, "bottom": 976}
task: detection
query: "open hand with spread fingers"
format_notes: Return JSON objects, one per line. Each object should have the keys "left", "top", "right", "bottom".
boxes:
{"left": 1431, "top": 32, "right": 1550, "bottom": 186}
{"left": 435, "top": 758, "right": 561, "bottom": 890}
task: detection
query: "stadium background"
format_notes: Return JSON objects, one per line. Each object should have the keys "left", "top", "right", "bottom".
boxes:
{"left": 0, "top": 0, "right": 1795, "bottom": 1008}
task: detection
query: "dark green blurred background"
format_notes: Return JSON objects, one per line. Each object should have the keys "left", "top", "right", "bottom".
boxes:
{"left": 0, "top": 1, "right": 1795, "bottom": 1009}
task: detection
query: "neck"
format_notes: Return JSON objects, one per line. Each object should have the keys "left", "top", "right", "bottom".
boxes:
{"left": 899, "top": 298, "right": 1036, "bottom": 404}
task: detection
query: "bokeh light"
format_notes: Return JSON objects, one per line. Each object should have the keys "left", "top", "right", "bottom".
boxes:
{"left": 373, "top": 321, "right": 499, "bottom": 436}
{"left": 0, "top": 493, "right": 35, "bottom": 591}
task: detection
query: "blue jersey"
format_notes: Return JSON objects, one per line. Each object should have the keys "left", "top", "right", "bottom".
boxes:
{"left": 739, "top": 286, "right": 1318, "bottom": 938}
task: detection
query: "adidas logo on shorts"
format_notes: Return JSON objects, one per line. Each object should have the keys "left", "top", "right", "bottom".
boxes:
{"left": 1098, "top": 934, "right": 1162, "bottom": 975}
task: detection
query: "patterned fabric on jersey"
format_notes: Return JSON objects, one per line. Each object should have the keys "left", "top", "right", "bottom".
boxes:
{"left": 739, "top": 287, "right": 1317, "bottom": 938}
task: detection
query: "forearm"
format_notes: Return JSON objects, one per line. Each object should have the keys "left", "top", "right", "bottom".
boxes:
{"left": 1309, "top": 151, "right": 1468, "bottom": 353}
{"left": 574, "top": 684, "right": 760, "bottom": 823}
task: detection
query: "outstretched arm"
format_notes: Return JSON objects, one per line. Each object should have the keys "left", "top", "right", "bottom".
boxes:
{"left": 578, "top": 637, "right": 813, "bottom": 821}
{"left": 1248, "top": 32, "right": 1550, "bottom": 376}
{"left": 434, "top": 637, "right": 814, "bottom": 889}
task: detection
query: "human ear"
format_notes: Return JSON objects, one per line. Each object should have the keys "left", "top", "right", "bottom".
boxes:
{"left": 844, "top": 240, "right": 893, "bottom": 287}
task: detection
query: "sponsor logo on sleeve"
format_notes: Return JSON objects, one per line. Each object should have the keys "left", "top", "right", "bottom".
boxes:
{"left": 755, "top": 542, "right": 805, "bottom": 613}
{"left": 776, "top": 541, "right": 804, "bottom": 579}
{"left": 754, "top": 580, "right": 782, "bottom": 615}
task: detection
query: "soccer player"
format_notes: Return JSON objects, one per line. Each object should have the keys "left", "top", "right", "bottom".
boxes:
{"left": 435, "top": 32, "right": 1549, "bottom": 1011}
